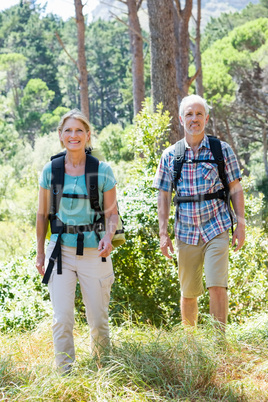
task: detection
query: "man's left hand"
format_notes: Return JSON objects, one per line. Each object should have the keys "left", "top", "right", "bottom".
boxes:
{"left": 232, "top": 223, "right": 246, "bottom": 252}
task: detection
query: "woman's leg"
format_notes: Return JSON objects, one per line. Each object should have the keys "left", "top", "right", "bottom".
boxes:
{"left": 46, "top": 243, "right": 77, "bottom": 372}
{"left": 76, "top": 249, "right": 114, "bottom": 356}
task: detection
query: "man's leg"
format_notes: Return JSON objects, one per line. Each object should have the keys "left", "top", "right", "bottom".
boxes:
{"left": 181, "top": 296, "right": 198, "bottom": 326}
{"left": 204, "top": 231, "right": 229, "bottom": 331}
{"left": 208, "top": 286, "right": 228, "bottom": 329}
{"left": 176, "top": 238, "right": 205, "bottom": 327}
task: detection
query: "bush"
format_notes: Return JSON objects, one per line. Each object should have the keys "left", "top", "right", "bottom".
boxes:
{"left": 0, "top": 246, "right": 51, "bottom": 332}
{"left": 198, "top": 176, "right": 268, "bottom": 323}
{"left": 111, "top": 179, "right": 180, "bottom": 327}
{"left": 97, "top": 123, "right": 134, "bottom": 164}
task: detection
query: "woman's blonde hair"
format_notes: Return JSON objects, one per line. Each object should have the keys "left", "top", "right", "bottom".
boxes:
{"left": 57, "top": 108, "right": 92, "bottom": 149}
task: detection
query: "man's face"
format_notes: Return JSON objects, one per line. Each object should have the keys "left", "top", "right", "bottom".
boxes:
{"left": 179, "top": 101, "right": 209, "bottom": 137}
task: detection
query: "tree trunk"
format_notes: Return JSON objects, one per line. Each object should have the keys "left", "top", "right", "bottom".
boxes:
{"left": 127, "top": 0, "right": 145, "bottom": 116}
{"left": 147, "top": 0, "right": 181, "bottom": 143}
{"left": 173, "top": 0, "right": 192, "bottom": 101}
{"left": 74, "top": 0, "right": 89, "bottom": 120}
{"left": 194, "top": 0, "right": 203, "bottom": 96}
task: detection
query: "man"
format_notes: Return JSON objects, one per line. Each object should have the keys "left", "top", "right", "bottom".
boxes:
{"left": 153, "top": 95, "right": 245, "bottom": 329}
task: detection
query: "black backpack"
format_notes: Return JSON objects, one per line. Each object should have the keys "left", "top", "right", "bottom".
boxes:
{"left": 42, "top": 149, "right": 124, "bottom": 285}
{"left": 172, "top": 136, "right": 233, "bottom": 231}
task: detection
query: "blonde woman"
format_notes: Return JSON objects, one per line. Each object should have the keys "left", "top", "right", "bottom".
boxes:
{"left": 36, "top": 109, "right": 118, "bottom": 374}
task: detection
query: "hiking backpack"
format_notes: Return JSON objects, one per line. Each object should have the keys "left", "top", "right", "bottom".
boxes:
{"left": 172, "top": 136, "right": 234, "bottom": 231}
{"left": 42, "top": 149, "right": 125, "bottom": 285}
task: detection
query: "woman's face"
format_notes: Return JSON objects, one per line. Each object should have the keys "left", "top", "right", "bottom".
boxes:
{"left": 59, "top": 118, "right": 90, "bottom": 152}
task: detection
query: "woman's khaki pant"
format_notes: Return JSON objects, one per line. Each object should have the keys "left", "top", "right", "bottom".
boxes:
{"left": 45, "top": 242, "right": 114, "bottom": 372}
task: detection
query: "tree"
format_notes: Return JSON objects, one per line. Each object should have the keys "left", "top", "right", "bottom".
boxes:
{"left": 126, "top": 0, "right": 145, "bottom": 116}
{"left": 202, "top": 18, "right": 268, "bottom": 176}
{"left": 86, "top": 20, "right": 131, "bottom": 130}
{"left": 147, "top": 0, "right": 180, "bottom": 143}
{"left": 0, "top": 53, "right": 27, "bottom": 114}
{"left": 191, "top": 0, "right": 203, "bottom": 96}
{"left": 16, "top": 78, "right": 55, "bottom": 143}
{"left": 202, "top": 1, "right": 268, "bottom": 52}
{"left": 55, "top": 18, "right": 132, "bottom": 130}
{"left": 74, "top": 0, "right": 89, "bottom": 120}
{"left": 173, "top": 0, "right": 193, "bottom": 100}
{"left": 0, "top": 3, "right": 63, "bottom": 109}
{"left": 173, "top": 0, "right": 201, "bottom": 104}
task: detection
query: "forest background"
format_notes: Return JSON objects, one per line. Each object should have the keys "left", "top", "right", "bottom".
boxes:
{"left": 0, "top": 0, "right": 267, "bottom": 400}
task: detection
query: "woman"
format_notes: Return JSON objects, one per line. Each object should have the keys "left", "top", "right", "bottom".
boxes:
{"left": 36, "top": 109, "right": 118, "bottom": 374}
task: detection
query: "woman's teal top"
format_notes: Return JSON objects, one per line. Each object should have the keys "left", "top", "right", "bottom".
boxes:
{"left": 39, "top": 160, "right": 116, "bottom": 248}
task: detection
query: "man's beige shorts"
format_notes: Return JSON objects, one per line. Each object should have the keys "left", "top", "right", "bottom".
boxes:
{"left": 175, "top": 230, "right": 229, "bottom": 298}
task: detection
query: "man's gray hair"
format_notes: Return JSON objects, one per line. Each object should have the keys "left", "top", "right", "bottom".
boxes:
{"left": 179, "top": 95, "right": 210, "bottom": 120}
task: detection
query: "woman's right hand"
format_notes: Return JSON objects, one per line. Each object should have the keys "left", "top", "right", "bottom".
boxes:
{"left": 36, "top": 253, "right": 45, "bottom": 276}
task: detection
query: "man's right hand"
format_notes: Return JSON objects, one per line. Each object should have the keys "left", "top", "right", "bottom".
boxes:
{"left": 160, "top": 233, "right": 174, "bottom": 259}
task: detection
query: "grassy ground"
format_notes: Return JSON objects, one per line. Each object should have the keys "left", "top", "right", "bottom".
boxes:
{"left": 0, "top": 314, "right": 267, "bottom": 401}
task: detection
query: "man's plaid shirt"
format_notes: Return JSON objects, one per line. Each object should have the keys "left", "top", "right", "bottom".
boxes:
{"left": 153, "top": 135, "right": 242, "bottom": 245}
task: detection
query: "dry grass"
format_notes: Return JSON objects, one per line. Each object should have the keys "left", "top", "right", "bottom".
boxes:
{"left": 0, "top": 314, "right": 267, "bottom": 401}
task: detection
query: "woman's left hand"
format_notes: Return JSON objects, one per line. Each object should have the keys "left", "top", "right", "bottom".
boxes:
{"left": 98, "top": 235, "right": 113, "bottom": 258}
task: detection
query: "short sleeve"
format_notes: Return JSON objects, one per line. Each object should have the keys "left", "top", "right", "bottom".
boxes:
{"left": 222, "top": 142, "right": 242, "bottom": 184}
{"left": 153, "top": 148, "right": 173, "bottom": 193}
{"left": 39, "top": 162, "right": 52, "bottom": 190}
{"left": 99, "top": 161, "right": 117, "bottom": 192}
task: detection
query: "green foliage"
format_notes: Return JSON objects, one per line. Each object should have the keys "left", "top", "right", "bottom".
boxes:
{"left": 0, "top": 163, "right": 39, "bottom": 260}
{"left": 31, "top": 130, "right": 62, "bottom": 173}
{"left": 198, "top": 177, "right": 268, "bottom": 324}
{"left": 228, "top": 226, "right": 267, "bottom": 322}
{"left": 0, "top": 120, "right": 20, "bottom": 164}
{"left": 0, "top": 53, "right": 27, "bottom": 96}
{"left": 201, "top": 17, "right": 268, "bottom": 175}
{"left": 202, "top": 18, "right": 268, "bottom": 102}
{"left": 131, "top": 99, "right": 171, "bottom": 175}
{"left": 202, "top": 2, "right": 268, "bottom": 51}
{"left": 97, "top": 124, "right": 134, "bottom": 164}
{"left": 120, "top": 35, "right": 151, "bottom": 112}
{"left": 232, "top": 313, "right": 268, "bottom": 346}
{"left": 40, "top": 106, "right": 69, "bottom": 135}
{"left": 104, "top": 106, "right": 172, "bottom": 325}
{"left": 16, "top": 78, "right": 55, "bottom": 141}
{"left": 0, "top": 249, "right": 51, "bottom": 332}
{"left": 111, "top": 180, "right": 179, "bottom": 327}
{"left": 86, "top": 20, "right": 132, "bottom": 130}
{"left": 0, "top": 2, "right": 62, "bottom": 108}
{"left": 0, "top": 316, "right": 268, "bottom": 400}
{"left": 230, "top": 18, "right": 268, "bottom": 51}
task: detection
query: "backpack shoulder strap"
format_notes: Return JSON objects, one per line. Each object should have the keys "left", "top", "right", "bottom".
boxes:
{"left": 51, "top": 150, "right": 66, "bottom": 161}
{"left": 85, "top": 153, "right": 102, "bottom": 213}
{"left": 50, "top": 152, "right": 103, "bottom": 217}
{"left": 50, "top": 155, "right": 65, "bottom": 216}
{"left": 208, "top": 136, "right": 227, "bottom": 187}
{"left": 173, "top": 139, "right": 186, "bottom": 189}
{"left": 208, "top": 136, "right": 234, "bottom": 234}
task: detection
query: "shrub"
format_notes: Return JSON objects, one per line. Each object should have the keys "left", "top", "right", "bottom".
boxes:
{"left": 0, "top": 247, "right": 51, "bottom": 332}
{"left": 97, "top": 123, "right": 134, "bottom": 164}
{"left": 111, "top": 179, "right": 180, "bottom": 327}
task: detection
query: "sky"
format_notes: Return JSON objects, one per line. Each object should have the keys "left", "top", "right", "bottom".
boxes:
{"left": 0, "top": 0, "right": 100, "bottom": 21}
